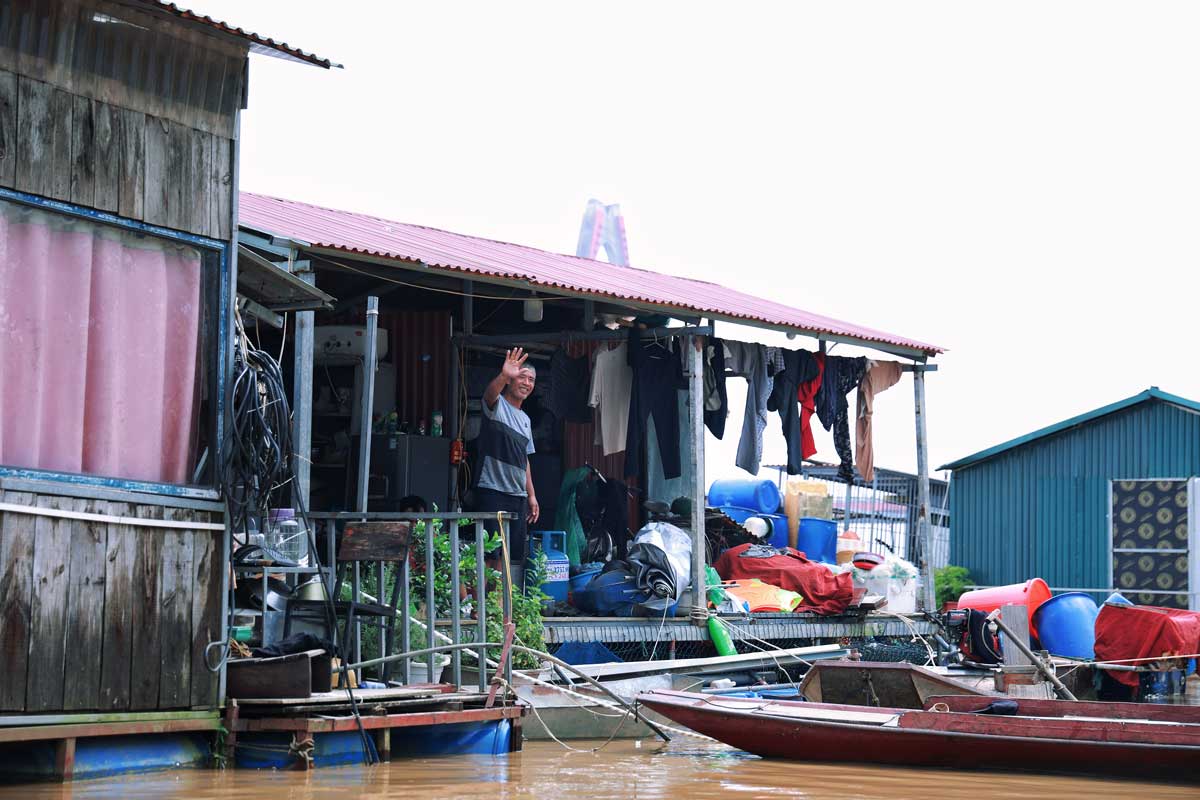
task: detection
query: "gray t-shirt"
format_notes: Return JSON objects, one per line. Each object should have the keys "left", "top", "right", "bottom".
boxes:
{"left": 476, "top": 394, "right": 535, "bottom": 496}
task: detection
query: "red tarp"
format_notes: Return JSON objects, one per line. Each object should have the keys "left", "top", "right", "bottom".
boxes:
{"left": 1093, "top": 604, "right": 1200, "bottom": 687}
{"left": 714, "top": 544, "right": 853, "bottom": 615}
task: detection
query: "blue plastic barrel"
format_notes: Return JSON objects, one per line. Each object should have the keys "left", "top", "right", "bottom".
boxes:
{"left": 569, "top": 563, "right": 603, "bottom": 594}
{"left": 1032, "top": 592, "right": 1100, "bottom": 659}
{"left": 796, "top": 517, "right": 837, "bottom": 563}
{"left": 707, "top": 479, "right": 781, "bottom": 514}
{"left": 527, "top": 531, "right": 570, "bottom": 603}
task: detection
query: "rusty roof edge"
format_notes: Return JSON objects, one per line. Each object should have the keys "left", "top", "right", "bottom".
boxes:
{"left": 277, "top": 237, "right": 941, "bottom": 360}
{"left": 126, "top": 1, "right": 342, "bottom": 69}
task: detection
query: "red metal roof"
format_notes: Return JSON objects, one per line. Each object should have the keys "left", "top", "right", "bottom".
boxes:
{"left": 131, "top": 2, "right": 340, "bottom": 68}
{"left": 238, "top": 192, "right": 943, "bottom": 357}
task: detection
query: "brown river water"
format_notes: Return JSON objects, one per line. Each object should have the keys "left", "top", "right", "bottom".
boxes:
{"left": 2, "top": 738, "right": 1195, "bottom": 800}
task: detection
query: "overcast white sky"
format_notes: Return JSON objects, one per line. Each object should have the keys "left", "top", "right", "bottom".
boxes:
{"left": 194, "top": 1, "right": 1200, "bottom": 480}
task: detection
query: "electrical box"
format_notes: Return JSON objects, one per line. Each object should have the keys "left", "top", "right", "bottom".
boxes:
{"left": 314, "top": 326, "right": 389, "bottom": 363}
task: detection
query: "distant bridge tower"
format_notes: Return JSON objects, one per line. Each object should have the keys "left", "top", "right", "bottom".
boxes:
{"left": 576, "top": 199, "right": 630, "bottom": 266}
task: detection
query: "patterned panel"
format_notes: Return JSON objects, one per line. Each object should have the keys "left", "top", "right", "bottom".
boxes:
{"left": 1112, "top": 480, "right": 1189, "bottom": 609}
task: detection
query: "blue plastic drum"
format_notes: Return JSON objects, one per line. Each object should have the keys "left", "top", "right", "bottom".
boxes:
{"left": 707, "top": 479, "right": 781, "bottom": 515}
{"left": 1032, "top": 592, "right": 1100, "bottom": 659}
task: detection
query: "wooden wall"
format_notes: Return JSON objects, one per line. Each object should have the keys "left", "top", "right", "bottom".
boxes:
{"left": 0, "top": 68, "right": 234, "bottom": 241}
{"left": 0, "top": 486, "right": 224, "bottom": 713}
{"left": 0, "top": 0, "right": 243, "bottom": 240}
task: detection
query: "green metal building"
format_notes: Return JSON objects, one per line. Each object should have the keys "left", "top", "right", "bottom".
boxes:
{"left": 940, "top": 388, "right": 1200, "bottom": 609}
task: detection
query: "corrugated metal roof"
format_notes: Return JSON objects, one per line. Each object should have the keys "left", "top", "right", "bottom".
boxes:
{"left": 940, "top": 387, "right": 1200, "bottom": 471}
{"left": 237, "top": 192, "right": 944, "bottom": 358}
{"left": 130, "top": 1, "right": 341, "bottom": 68}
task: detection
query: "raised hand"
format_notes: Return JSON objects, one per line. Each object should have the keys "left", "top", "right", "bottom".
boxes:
{"left": 501, "top": 347, "right": 528, "bottom": 381}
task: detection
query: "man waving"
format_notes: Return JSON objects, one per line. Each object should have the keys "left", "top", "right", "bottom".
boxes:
{"left": 474, "top": 347, "right": 539, "bottom": 564}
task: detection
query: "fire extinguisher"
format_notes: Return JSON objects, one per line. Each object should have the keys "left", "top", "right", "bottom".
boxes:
{"left": 450, "top": 438, "right": 465, "bottom": 465}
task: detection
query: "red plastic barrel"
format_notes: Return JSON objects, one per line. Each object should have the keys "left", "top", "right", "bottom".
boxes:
{"left": 956, "top": 578, "right": 1052, "bottom": 635}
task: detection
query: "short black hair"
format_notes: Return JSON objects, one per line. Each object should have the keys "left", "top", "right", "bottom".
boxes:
{"left": 398, "top": 495, "right": 427, "bottom": 513}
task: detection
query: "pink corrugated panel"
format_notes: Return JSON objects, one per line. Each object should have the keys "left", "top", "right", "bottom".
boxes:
{"left": 238, "top": 193, "right": 943, "bottom": 355}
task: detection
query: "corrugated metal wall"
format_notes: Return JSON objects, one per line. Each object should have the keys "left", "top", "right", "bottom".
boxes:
{"left": 950, "top": 400, "right": 1200, "bottom": 591}
{"left": 380, "top": 311, "right": 451, "bottom": 431}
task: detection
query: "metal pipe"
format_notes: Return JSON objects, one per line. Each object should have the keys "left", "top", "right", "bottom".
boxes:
{"left": 475, "top": 521, "right": 487, "bottom": 693}
{"left": 400, "top": 552, "right": 411, "bottom": 685}
{"left": 353, "top": 295, "right": 380, "bottom": 666}
{"left": 455, "top": 325, "right": 711, "bottom": 347}
{"left": 913, "top": 365, "right": 937, "bottom": 613}
{"left": 986, "top": 610, "right": 1077, "bottom": 701}
{"left": 425, "top": 516, "right": 436, "bottom": 684}
{"left": 450, "top": 520, "right": 462, "bottom": 688}
{"left": 346, "top": 642, "right": 672, "bottom": 743}
{"left": 687, "top": 335, "right": 707, "bottom": 622}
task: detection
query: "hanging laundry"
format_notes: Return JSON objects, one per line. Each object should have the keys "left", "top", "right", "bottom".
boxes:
{"left": 796, "top": 351, "right": 825, "bottom": 460}
{"left": 623, "top": 328, "right": 683, "bottom": 480}
{"left": 588, "top": 341, "right": 633, "bottom": 456}
{"left": 549, "top": 348, "right": 592, "bottom": 423}
{"left": 724, "top": 341, "right": 772, "bottom": 475}
{"left": 766, "top": 349, "right": 819, "bottom": 475}
{"left": 855, "top": 360, "right": 904, "bottom": 483}
{"left": 814, "top": 356, "right": 868, "bottom": 482}
{"left": 703, "top": 338, "right": 728, "bottom": 439}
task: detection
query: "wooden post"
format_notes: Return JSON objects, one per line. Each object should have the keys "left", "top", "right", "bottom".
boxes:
{"left": 53, "top": 736, "right": 75, "bottom": 782}
{"left": 688, "top": 335, "right": 707, "bottom": 622}
{"left": 223, "top": 699, "right": 239, "bottom": 765}
{"left": 912, "top": 365, "right": 936, "bottom": 613}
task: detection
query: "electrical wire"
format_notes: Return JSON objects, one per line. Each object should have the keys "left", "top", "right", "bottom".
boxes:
{"left": 220, "top": 307, "right": 376, "bottom": 765}
{"left": 318, "top": 255, "right": 579, "bottom": 302}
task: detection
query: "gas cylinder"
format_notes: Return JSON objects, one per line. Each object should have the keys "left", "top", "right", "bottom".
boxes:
{"left": 527, "top": 531, "right": 570, "bottom": 604}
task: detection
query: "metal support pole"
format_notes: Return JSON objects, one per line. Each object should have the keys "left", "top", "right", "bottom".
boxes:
{"left": 687, "top": 335, "right": 707, "bottom": 622}
{"left": 355, "top": 296, "right": 380, "bottom": 513}
{"left": 450, "top": 520, "right": 462, "bottom": 688}
{"left": 843, "top": 479, "right": 853, "bottom": 533}
{"left": 353, "top": 296, "right": 380, "bottom": 666}
{"left": 475, "top": 521, "right": 487, "bottom": 692}
{"left": 291, "top": 265, "right": 317, "bottom": 512}
{"left": 399, "top": 554, "right": 411, "bottom": 685}
{"left": 426, "top": 517, "right": 436, "bottom": 684}
{"left": 448, "top": 335, "right": 461, "bottom": 510}
{"left": 913, "top": 365, "right": 936, "bottom": 613}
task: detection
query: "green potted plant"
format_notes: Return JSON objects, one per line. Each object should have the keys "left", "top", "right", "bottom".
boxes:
{"left": 935, "top": 565, "right": 972, "bottom": 611}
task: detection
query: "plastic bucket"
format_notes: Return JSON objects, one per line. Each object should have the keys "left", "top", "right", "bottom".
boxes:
{"left": 956, "top": 578, "right": 1052, "bottom": 635}
{"left": 1032, "top": 592, "right": 1100, "bottom": 659}
{"left": 796, "top": 518, "right": 837, "bottom": 564}
{"left": 569, "top": 564, "right": 603, "bottom": 594}
{"left": 708, "top": 479, "right": 781, "bottom": 515}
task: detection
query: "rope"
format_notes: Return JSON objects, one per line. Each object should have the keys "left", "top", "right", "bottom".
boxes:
{"left": 876, "top": 610, "right": 937, "bottom": 665}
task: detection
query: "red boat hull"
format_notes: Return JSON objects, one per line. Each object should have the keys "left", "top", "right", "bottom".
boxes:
{"left": 638, "top": 690, "right": 1200, "bottom": 781}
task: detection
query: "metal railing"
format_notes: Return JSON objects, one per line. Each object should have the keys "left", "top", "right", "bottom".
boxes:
{"left": 307, "top": 511, "right": 516, "bottom": 693}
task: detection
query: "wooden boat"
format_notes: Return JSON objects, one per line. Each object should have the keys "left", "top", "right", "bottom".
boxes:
{"left": 797, "top": 661, "right": 992, "bottom": 707}
{"left": 637, "top": 689, "right": 1200, "bottom": 780}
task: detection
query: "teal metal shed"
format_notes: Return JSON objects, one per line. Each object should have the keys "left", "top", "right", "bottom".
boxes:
{"left": 939, "top": 388, "right": 1200, "bottom": 608}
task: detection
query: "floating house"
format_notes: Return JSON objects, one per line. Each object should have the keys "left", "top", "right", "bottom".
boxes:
{"left": 941, "top": 387, "right": 1200, "bottom": 610}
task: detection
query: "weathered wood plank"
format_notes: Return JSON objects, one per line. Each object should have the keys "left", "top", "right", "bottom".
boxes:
{"left": 116, "top": 107, "right": 145, "bottom": 220}
{"left": 47, "top": 86, "right": 73, "bottom": 201}
{"left": 62, "top": 499, "right": 106, "bottom": 711}
{"left": 0, "top": 70, "right": 16, "bottom": 188}
{"left": 26, "top": 495, "right": 74, "bottom": 712}
{"left": 158, "top": 507, "right": 194, "bottom": 709}
{"left": 98, "top": 506, "right": 136, "bottom": 711}
{"left": 142, "top": 114, "right": 170, "bottom": 228}
{"left": 189, "top": 128, "right": 211, "bottom": 238}
{"left": 129, "top": 506, "right": 163, "bottom": 710}
{"left": 91, "top": 101, "right": 119, "bottom": 212}
{"left": 164, "top": 120, "right": 188, "bottom": 232}
{"left": 212, "top": 135, "right": 232, "bottom": 240}
{"left": 15, "top": 77, "right": 52, "bottom": 196}
{"left": 0, "top": 491, "right": 36, "bottom": 711}
{"left": 190, "top": 517, "right": 221, "bottom": 709}
{"left": 69, "top": 95, "right": 96, "bottom": 207}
